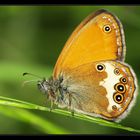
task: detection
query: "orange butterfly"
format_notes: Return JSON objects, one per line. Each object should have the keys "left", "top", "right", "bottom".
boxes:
{"left": 33, "top": 9, "right": 138, "bottom": 122}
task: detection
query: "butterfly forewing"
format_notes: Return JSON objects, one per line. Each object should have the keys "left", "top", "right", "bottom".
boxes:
{"left": 53, "top": 9, "right": 126, "bottom": 79}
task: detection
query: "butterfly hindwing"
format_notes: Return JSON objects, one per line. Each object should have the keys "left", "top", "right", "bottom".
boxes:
{"left": 59, "top": 61, "right": 137, "bottom": 121}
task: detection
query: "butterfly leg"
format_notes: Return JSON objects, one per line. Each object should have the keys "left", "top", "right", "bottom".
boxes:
{"left": 50, "top": 99, "right": 54, "bottom": 112}
{"left": 68, "top": 93, "right": 75, "bottom": 116}
{"left": 43, "top": 93, "right": 49, "bottom": 107}
{"left": 48, "top": 90, "right": 56, "bottom": 111}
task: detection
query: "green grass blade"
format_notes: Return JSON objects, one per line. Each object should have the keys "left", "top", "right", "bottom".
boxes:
{"left": 0, "top": 96, "right": 140, "bottom": 133}
{"left": 0, "top": 105, "right": 70, "bottom": 134}
{"left": 0, "top": 96, "right": 48, "bottom": 110}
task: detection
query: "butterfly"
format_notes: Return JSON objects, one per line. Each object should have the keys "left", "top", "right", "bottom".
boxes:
{"left": 33, "top": 9, "right": 138, "bottom": 122}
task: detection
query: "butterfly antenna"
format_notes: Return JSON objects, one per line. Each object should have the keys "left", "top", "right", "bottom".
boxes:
{"left": 23, "top": 72, "right": 43, "bottom": 79}
{"left": 22, "top": 80, "right": 37, "bottom": 87}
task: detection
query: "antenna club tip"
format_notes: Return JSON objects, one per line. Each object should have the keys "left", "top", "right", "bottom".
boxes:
{"left": 22, "top": 72, "right": 42, "bottom": 79}
{"left": 23, "top": 72, "right": 28, "bottom": 76}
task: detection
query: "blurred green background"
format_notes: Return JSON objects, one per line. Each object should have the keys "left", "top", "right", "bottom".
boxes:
{"left": 0, "top": 5, "right": 140, "bottom": 134}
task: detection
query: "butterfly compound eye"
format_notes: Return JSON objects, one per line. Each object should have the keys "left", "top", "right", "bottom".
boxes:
{"left": 113, "top": 93, "right": 124, "bottom": 104}
{"left": 103, "top": 25, "right": 111, "bottom": 33}
{"left": 96, "top": 64, "right": 105, "bottom": 72}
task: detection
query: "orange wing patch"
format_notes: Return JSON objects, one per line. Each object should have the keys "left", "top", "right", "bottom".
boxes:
{"left": 53, "top": 9, "right": 125, "bottom": 78}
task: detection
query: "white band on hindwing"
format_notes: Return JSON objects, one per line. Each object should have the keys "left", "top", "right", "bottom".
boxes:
{"left": 99, "top": 62, "right": 122, "bottom": 112}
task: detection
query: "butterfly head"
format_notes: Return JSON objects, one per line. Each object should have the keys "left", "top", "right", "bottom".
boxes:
{"left": 37, "top": 78, "right": 50, "bottom": 94}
